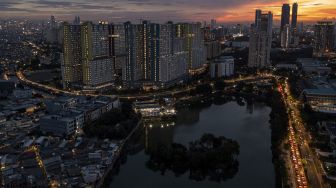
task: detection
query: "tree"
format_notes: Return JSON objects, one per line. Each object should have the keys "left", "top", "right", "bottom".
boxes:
{"left": 214, "top": 80, "right": 226, "bottom": 91}
{"left": 195, "top": 84, "right": 212, "bottom": 95}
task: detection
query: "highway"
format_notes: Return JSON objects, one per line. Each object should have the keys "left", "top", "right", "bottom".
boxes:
{"left": 16, "top": 71, "right": 273, "bottom": 99}
{"left": 279, "top": 83, "right": 308, "bottom": 188}
{"left": 280, "top": 80, "right": 328, "bottom": 188}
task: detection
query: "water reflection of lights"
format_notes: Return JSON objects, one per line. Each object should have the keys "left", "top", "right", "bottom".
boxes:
{"left": 147, "top": 122, "right": 175, "bottom": 129}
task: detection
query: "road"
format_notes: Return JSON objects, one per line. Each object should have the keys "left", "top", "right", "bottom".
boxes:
{"left": 16, "top": 71, "right": 273, "bottom": 99}
{"left": 280, "top": 80, "right": 328, "bottom": 188}
{"left": 282, "top": 82, "right": 308, "bottom": 188}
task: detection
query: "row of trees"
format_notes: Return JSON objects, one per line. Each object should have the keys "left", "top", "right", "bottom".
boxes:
{"left": 190, "top": 81, "right": 226, "bottom": 96}
{"left": 265, "top": 87, "right": 290, "bottom": 188}
{"left": 83, "top": 102, "right": 140, "bottom": 140}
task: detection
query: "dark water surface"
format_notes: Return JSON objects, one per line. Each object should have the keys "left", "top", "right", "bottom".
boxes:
{"left": 109, "top": 101, "right": 275, "bottom": 188}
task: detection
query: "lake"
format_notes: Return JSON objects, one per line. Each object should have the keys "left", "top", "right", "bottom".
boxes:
{"left": 109, "top": 101, "right": 275, "bottom": 188}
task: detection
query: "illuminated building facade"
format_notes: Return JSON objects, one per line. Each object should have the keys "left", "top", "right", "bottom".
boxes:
{"left": 280, "top": 4, "right": 290, "bottom": 31}
{"left": 62, "top": 21, "right": 204, "bottom": 90}
{"left": 158, "top": 22, "right": 188, "bottom": 86}
{"left": 61, "top": 23, "right": 82, "bottom": 89}
{"left": 176, "top": 23, "right": 206, "bottom": 73}
{"left": 314, "top": 21, "right": 335, "bottom": 57}
{"left": 81, "top": 22, "right": 114, "bottom": 89}
{"left": 123, "top": 21, "right": 192, "bottom": 88}
{"left": 109, "top": 24, "right": 127, "bottom": 83}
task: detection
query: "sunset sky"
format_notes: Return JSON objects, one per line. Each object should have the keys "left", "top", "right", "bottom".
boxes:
{"left": 0, "top": 0, "right": 335, "bottom": 23}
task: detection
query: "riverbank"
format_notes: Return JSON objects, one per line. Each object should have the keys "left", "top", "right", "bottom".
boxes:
{"left": 95, "top": 117, "right": 143, "bottom": 188}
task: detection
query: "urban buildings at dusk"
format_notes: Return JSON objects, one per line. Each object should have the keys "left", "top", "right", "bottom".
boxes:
{"left": 314, "top": 21, "right": 335, "bottom": 57}
{"left": 61, "top": 21, "right": 206, "bottom": 90}
{"left": 1, "top": 1, "right": 336, "bottom": 188}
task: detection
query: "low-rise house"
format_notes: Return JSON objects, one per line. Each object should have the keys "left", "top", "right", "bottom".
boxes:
{"left": 298, "top": 58, "right": 331, "bottom": 75}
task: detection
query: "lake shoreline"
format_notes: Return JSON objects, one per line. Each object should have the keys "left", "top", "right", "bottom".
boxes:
{"left": 107, "top": 92, "right": 280, "bottom": 188}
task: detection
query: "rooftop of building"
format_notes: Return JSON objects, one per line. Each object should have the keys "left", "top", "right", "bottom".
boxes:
{"left": 304, "top": 88, "right": 336, "bottom": 96}
{"left": 231, "top": 36, "right": 249, "bottom": 42}
{"left": 213, "top": 56, "right": 234, "bottom": 63}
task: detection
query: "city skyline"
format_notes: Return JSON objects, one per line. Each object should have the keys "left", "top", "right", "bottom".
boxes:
{"left": 0, "top": 0, "right": 335, "bottom": 23}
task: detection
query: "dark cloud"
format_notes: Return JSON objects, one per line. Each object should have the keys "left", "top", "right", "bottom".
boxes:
{"left": 0, "top": 0, "right": 334, "bottom": 22}
{"left": 31, "top": 0, "right": 121, "bottom": 10}
{"left": 0, "top": 1, "right": 27, "bottom": 12}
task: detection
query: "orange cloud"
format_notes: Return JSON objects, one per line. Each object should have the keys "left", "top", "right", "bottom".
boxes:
{"left": 216, "top": 0, "right": 336, "bottom": 23}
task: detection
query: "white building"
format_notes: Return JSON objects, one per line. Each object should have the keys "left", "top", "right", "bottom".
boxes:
{"left": 210, "top": 56, "right": 234, "bottom": 78}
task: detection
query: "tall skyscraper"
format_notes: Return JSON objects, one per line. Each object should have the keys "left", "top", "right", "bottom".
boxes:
{"left": 124, "top": 21, "right": 189, "bottom": 88}
{"left": 291, "top": 3, "right": 298, "bottom": 28}
{"left": 138, "top": 21, "right": 151, "bottom": 81}
{"left": 290, "top": 3, "right": 299, "bottom": 47}
{"left": 109, "top": 24, "right": 127, "bottom": 82}
{"left": 280, "top": 4, "right": 290, "bottom": 48}
{"left": 210, "top": 19, "right": 217, "bottom": 29}
{"left": 73, "top": 16, "right": 81, "bottom": 25}
{"left": 248, "top": 10, "right": 273, "bottom": 68}
{"left": 314, "top": 21, "right": 335, "bottom": 57}
{"left": 50, "top": 15, "right": 56, "bottom": 29}
{"left": 157, "top": 22, "right": 188, "bottom": 86}
{"left": 81, "top": 22, "right": 114, "bottom": 89}
{"left": 255, "top": 9, "right": 262, "bottom": 28}
{"left": 62, "top": 21, "right": 204, "bottom": 90}
{"left": 281, "top": 24, "right": 290, "bottom": 48}
{"left": 61, "top": 23, "right": 82, "bottom": 89}
{"left": 176, "top": 23, "right": 206, "bottom": 73}
{"left": 280, "top": 4, "right": 290, "bottom": 30}
{"left": 123, "top": 22, "right": 140, "bottom": 86}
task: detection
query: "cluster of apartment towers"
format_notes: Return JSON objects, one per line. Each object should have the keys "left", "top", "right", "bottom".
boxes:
{"left": 61, "top": 21, "right": 206, "bottom": 90}
{"left": 248, "top": 3, "right": 298, "bottom": 68}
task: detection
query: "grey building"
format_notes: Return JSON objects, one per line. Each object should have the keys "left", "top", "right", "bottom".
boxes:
{"left": 280, "top": 4, "right": 291, "bottom": 48}
{"left": 210, "top": 56, "right": 234, "bottom": 78}
{"left": 40, "top": 115, "right": 77, "bottom": 137}
{"left": 248, "top": 10, "right": 273, "bottom": 68}
{"left": 61, "top": 23, "right": 82, "bottom": 89}
{"left": 314, "top": 21, "right": 335, "bottom": 57}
